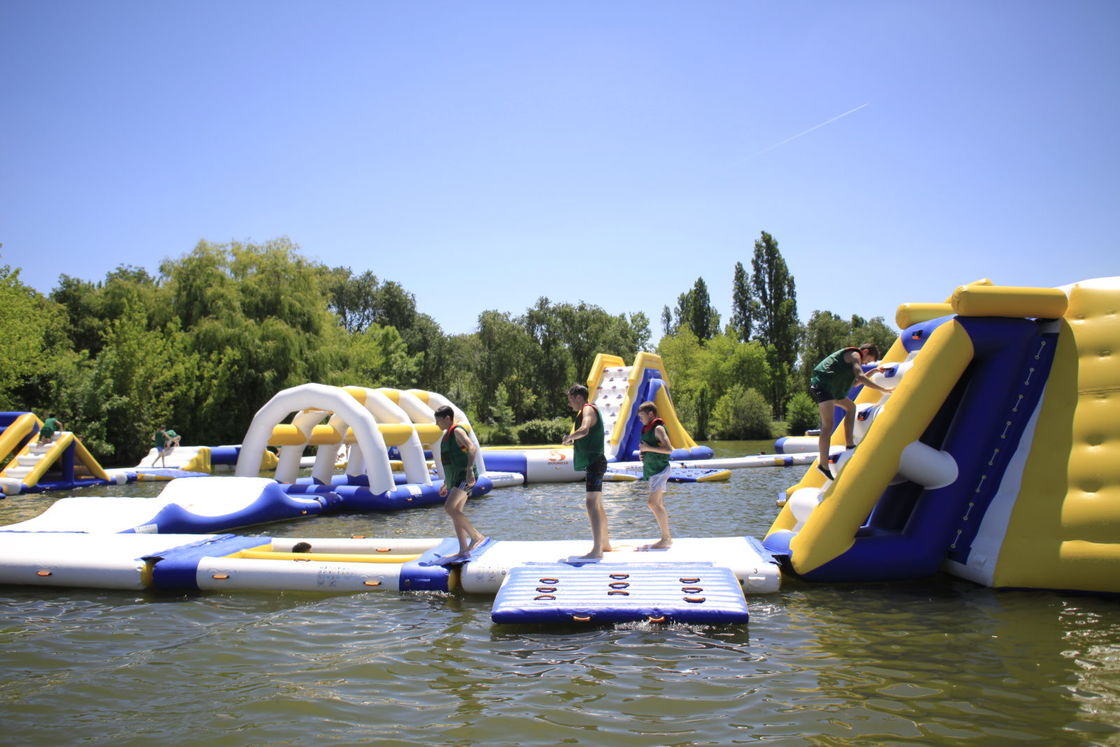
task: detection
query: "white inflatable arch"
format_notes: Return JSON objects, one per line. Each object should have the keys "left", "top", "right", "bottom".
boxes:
{"left": 234, "top": 383, "right": 485, "bottom": 491}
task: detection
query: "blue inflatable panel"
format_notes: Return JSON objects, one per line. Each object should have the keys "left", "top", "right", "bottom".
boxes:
{"left": 283, "top": 477, "right": 492, "bottom": 512}
{"left": 491, "top": 562, "right": 748, "bottom": 625}
{"left": 146, "top": 534, "right": 267, "bottom": 591}
{"left": 478, "top": 452, "right": 528, "bottom": 476}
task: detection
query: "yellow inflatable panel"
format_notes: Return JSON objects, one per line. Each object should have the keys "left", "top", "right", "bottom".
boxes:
{"left": 951, "top": 285, "right": 1068, "bottom": 319}
{"left": 992, "top": 281, "right": 1120, "bottom": 592}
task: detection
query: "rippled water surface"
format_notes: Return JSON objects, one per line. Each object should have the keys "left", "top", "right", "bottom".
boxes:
{"left": 2, "top": 442, "right": 1119, "bottom": 745}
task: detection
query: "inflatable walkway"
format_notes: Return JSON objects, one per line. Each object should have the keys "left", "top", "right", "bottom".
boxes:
{"left": 0, "top": 532, "right": 778, "bottom": 623}
{"left": 764, "top": 277, "right": 1120, "bottom": 594}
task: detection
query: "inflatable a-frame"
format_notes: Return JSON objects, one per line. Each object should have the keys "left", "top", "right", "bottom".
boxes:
{"left": 765, "top": 277, "right": 1120, "bottom": 594}
{"left": 0, "top": 412, "right": 120, "bottom": 495}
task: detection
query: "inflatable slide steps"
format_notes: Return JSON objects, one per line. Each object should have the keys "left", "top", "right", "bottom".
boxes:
{"left": 490, "top": 562, "right": 749, "bottom": 625}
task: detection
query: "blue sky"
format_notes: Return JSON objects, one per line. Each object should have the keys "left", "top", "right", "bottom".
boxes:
{"left": 2, "top": 1, "right": 1116, "bottom": 339}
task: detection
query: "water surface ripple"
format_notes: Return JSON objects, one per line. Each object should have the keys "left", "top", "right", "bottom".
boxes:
{"left": 2, "top": 443, "right": 1119, "bottom": 744}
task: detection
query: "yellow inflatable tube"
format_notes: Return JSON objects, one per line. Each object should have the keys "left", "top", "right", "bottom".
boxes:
{"left": 0, "top": 413, "right": 38, "bottom": 462}
{"left": 951, "top": 284, "right": 1069, "bottom": 319}
{"left": 788, "top": 321, "right": 975, "bottom": 574}
{"left": 230, "top": 549, "right": 422, "bottom": 564}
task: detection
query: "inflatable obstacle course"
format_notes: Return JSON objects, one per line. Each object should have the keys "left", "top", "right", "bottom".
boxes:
{"left": 764, "top": 277, "right": 1120, "bottom": 594}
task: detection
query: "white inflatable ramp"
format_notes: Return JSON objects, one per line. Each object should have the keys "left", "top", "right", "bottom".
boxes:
{"left": 0, "top": 477, "right": 332, "bottom": 534}
{"left": 491, "top": 562, "right": 749, "bottom": 625}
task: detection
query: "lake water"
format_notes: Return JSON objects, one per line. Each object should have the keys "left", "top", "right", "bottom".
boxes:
{"left": 2, "top": 442, "right": 1118, "bottom": 745}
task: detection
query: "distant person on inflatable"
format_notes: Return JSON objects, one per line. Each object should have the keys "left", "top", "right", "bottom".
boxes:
{"left": 153, "top": 427, "right": 181, "bottom": 468}
{"left": 809, "top": 344, "right": 894, "bottom": 479}
{"left": 37, "top": 414, "right": 62, "bottom": 446}
{"left": 637, "top": 401, "right": 674, "bottom": 550}
{"left": 434, "top": 405, "right": 487, "bottom": 561}
{"left": 561, "top": 383, "right": 611, "bottom": 560}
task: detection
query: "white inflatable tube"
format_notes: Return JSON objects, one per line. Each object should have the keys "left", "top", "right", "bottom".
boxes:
{"left": 194, "top": 557, "right": 407, "bottom": 592}
{"left": 236, "top": 383, "right": 395, "bottom": 492}
{"left": 897, "top": 441, "right": 959, "bottom": 489}
{"left": 365, "top": 388, "right": 429, "bottom": 486}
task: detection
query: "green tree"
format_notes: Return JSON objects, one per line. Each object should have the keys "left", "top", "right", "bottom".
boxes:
{"left": 799, "top": 310, "right": 852, "bottom": 392}
{"left": 785, "top": 391, "right": 819, "bottom": 437}
{"left": 711, "top": 385, "right": 772, "bottom": 440}
{"left": 666, "top": 278, "right": 721, "bottom": 342}
{"left": 750, "top": 231, "right": 800, "bottom": 416}
{"left": 322, "top": 267, "right": 379, "bottom": 333}
{"left": 729, "top": 261, "right": 755, "bottom": 342}
{"left": 0, "top": 264, "right": 73, "bottom": 409}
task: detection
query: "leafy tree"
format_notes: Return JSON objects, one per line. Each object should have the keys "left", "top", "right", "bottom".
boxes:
{"left": 0, "top": 264, "right": 71, "bottom": 408}
{"left": 799, "top": 310, "right": 852, "bottom": 391}
{"left": 729, "top": 261, "right": 755, "bottom": 342}
{"left": 848, "top": 315, "right": 897, "bottom": 360}
{"left": 785, "top": 391, "right": 819, "bottom": 437}
{"left": 326, "top": 323, "right": 419, "bottom": 390}
{"left": 711, "top": 385, "right": 772, "bottom": 440}
{"left": 322, "top": 267, "right": 379, "bottom": 333}
{"left": 666, "top": 278, "right": 720, "bottom": 342}
{"left": 475, "top": 310, "right": 537, "bottom": 423}
{"left": 750, "top": 231, "right": 800, "bottom": 416}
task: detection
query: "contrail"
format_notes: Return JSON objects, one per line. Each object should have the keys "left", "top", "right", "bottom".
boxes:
{"left": 752, "top": 103, "right": 869, "bottom": 156}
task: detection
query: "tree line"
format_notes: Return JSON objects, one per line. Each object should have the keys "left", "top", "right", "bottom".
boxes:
{"left": 0, "top": 232, "right": 896, "bottom": 465}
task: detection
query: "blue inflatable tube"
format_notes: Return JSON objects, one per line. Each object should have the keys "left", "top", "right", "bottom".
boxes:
{"left": 283, "top": 476, "right": 493, "bottom": 511}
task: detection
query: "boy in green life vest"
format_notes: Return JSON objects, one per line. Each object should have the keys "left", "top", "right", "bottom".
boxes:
{"left": 434, "top": 405, "right": 487, "bottom": 560}
{"left": 637, "top": 401, "right": 674, "bottom": 550}
{"left": 37, "top": 414, "right": 62, "bottom": 445}
{"left": 561, "top": 383, "right": 611, "bottom": 560}
{"left": 809, "top": 343, "right": 894, "bottom": 480}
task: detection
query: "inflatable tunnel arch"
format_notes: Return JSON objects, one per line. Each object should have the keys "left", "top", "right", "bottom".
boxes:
{"left": 235, "top": 383, "right": 397, "bottom": 490}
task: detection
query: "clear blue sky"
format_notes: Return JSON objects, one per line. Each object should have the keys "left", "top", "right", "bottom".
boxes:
{"left": 2, "top": 1, "right": 1116, "bottom": 339}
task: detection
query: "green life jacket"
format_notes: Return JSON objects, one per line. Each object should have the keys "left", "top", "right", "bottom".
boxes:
{"left": 640, "top": 418, "right": 671, "bottom": 478}
{"left": 572, "top": 404, "right": 604, "bottom": 471}
{"left": 441, "top": 424, "right": 473, "bottom": 484}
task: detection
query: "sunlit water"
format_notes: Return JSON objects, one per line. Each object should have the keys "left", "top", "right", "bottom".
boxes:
{"left": 2, "top": 442, "right": 1118, "bottom": 744}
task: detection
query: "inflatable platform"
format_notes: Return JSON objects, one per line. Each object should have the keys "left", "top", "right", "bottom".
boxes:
{"left": 764, "top": 277, "right": 1120, "bottom": 594}
{"left": 0, "top": 532, "right": 780, "bottom": 603}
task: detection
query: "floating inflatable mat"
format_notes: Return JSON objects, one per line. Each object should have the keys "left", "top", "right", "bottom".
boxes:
{"left": 606, "top": 467, "right": 731, "bottom": 483}
{"left": 491, "top": 562, "right": 748, "bottom": 625}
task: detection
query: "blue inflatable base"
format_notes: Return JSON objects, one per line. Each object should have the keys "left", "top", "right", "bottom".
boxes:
{"left": 491, "top": 562, "right": 748, "bottom": 625}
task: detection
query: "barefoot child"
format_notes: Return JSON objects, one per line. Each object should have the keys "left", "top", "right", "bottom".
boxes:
{"left": 637, "top": 401, "right": 673, "bottom": 549}
{"left": 434, "top": 405, "right": 486, "bottom": 560}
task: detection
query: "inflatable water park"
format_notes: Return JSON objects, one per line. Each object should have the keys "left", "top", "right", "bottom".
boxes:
{"left": 2, "top": 276, "right": 1119, "bottom": 623}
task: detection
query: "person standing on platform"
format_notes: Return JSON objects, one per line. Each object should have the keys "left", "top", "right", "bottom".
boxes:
{"left": 434, "top": 405, "right": 486, "bottom": 561}
{"left": 561, "top": 384, "right": 611, "bottom": 560}
{"left": 637, "top": 401, "right": 674, "bottom": 550}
